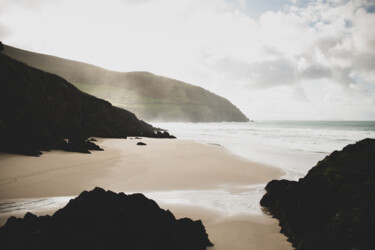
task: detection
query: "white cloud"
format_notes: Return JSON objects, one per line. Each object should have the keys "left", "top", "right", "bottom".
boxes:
{"left": 1, "top": 0, "right": 374, "bottom": 120}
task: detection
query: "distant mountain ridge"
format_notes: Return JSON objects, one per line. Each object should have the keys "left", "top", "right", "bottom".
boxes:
{"left": 3, "top": 44, "right": 249, "bottom": 122}
{"left": 0, "top": 47, "right": 173, "bottom": 156}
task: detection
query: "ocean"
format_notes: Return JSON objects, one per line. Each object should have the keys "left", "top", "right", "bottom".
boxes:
{"left": 145, "top": 121, "right": 373, "bottom": 215}
{"left": 155, "top": 121, "right": 375, "bottom": 180}
{"left": 1, "top": 121, "right": 374, "bottom": 219}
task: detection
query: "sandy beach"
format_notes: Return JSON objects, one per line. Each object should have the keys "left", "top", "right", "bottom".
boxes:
{"left": 0, "top": 138, "right": 292, "bottom": 249}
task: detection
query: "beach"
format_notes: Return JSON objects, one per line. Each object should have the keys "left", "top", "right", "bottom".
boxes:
{"left": 0, "top": 138, "right": 292, "bottom": 249}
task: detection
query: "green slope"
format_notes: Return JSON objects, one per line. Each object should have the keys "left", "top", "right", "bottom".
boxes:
{"left": 0, "top": 50, "right": 171, "bottom": 156}
{"left": 3, "top": 44, "right": 249, "bottom": 122}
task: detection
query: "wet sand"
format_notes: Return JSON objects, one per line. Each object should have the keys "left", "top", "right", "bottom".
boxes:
{"left": 0, "top": 138, "right": 292, "bottom": 249}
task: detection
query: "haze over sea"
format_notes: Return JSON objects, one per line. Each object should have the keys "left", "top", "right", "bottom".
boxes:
{"left": 155, "top": 121, "right": 375, "bottom": 180}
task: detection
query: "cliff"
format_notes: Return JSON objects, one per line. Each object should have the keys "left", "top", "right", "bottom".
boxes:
{"left": 260, "top": 138, "right": 375, "bottom": 250}
{"left": 0, "top": 50, "right": 173, "bottom": 156}
{"left": 3, "top": 44, "right": 249, "bottom": 122}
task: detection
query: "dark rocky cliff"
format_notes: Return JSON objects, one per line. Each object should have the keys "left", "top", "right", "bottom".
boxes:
{"left": 0, "top": 187, "right": 213, "bottom": 250}
{"left": 3, "top": 44, "right": 249, "bottom": 122}
{"left": 0, "top": 50, "right": 173, "bottom": 156}
{"left": 260, "top": 138, "right": 375, "bottom": 250}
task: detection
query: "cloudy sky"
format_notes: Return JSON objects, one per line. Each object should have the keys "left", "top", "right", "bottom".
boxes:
{"left": 1, "top": 0, "right": 375, "bottom": 120}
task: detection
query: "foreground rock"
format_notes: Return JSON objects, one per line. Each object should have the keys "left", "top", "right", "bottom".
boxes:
{"left": 0, "top": 49, "right": 174, "bottom": 156}
{"left": 260, "top": 138, "right": 375, "bottom": 250}
{"left": 0, "top": 187, "right": 213, "bottom": 250}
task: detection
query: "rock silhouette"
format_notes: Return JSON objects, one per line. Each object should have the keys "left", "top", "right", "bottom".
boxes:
{"left": 0, "top": 187, "right": 213, "bottom": 250}
{"left": 3, "top": 44, "right": 249, "bottom": 122}
{"left": 260, "top": 138, "right": 375, "bottom": 250}
{"left": 0, "top": 50, "right": 174, "bottom": 156}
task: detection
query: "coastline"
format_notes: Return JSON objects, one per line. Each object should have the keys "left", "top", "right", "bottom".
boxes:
{"left": 0, "top": 138, "right": 292, "bottom": 249}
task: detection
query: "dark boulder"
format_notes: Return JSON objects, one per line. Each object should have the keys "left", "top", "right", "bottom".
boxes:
{"left": 63, "top": 137, "right": 103, "bottom": 153}
{"left": 0, "top": 187, "right": 213, "bottom": 250}
{"left": 260, "top": 138, "right": 375, "bottom": 250}
{"left": 153, "top": 131, "right": 177, "bottom": 139}
{"left": 137, "top": 142, "right": 147, "bottom": 146}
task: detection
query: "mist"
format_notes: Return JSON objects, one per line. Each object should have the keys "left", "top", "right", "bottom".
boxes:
{"left": 1, "top": 0, "right": 375, "bottom": 120}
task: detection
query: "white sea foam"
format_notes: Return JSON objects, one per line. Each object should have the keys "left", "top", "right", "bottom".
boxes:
{"left": 0, "top": 197, "right": 72, "bottom": 218}
{"left": 154, "top": 121, "right": 375, "bottom": 180}
{"left": 0, "top": 186, "right": 266, "bottom": 217}
{"left": 147, "top": 121, "right": 375, "bottom": 216}
{"left": 145, "top": 184, "right": 267, "bottom": 216}
{"left": 2, "top": 121, "right": 374, "bottom": 218}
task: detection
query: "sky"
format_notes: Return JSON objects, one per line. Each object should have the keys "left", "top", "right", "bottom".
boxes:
{"left": 1, "top": 0, "right": 375, "bottom": 120}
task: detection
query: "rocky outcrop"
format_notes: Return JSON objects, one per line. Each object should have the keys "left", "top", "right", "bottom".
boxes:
{"left": 260, "top": 138, "right": 375, "bottom": 250}
{"left": 62, "top": 137, "right": 104, "bottom": 154}
{"left": 0, "top": 51, "right": 174, "bottom": 156}
{"left": 3, "top": 44, "right": 249, "bottom": 122}
{"left": 0, "top": 187, "right": 213, "bottom": 250}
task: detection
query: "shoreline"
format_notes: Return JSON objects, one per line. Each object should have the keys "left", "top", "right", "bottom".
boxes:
{"left": 0, "top": 138, "right": 292, "bottom": 249}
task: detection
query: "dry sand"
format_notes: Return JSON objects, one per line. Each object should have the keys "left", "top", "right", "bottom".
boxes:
{"left": 0, "top": 138, "right": 292, "bottom": 249}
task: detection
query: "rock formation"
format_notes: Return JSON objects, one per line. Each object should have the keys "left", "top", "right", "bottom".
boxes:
{"left": 3, "top": 44, "right": 249, "bottom": 122}
{"left": 0, "top": 50, "right": 174, "bottom": 156}
{"left": 0, "top": 187, "right": 213, "bottom": 250}
{"left": 260, "top": 138, "right": 375, "bottom": 250}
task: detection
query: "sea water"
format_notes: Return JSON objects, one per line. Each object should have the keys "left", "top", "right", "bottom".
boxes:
{"left": 2, "top": 121, "right": 374, "bottom": 218}
{"left": 144, "top": 121, "right": 375, "bottom": 215}
{"left": 154, "top": 121, "right": 375, "bottom": 180}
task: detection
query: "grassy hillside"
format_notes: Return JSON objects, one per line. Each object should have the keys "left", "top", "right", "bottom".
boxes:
{"left": 3, "top": 44, "right": 249, "bottom": 122}
{"left": 0, "top": 51, "right": 171, "bottom": 156}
